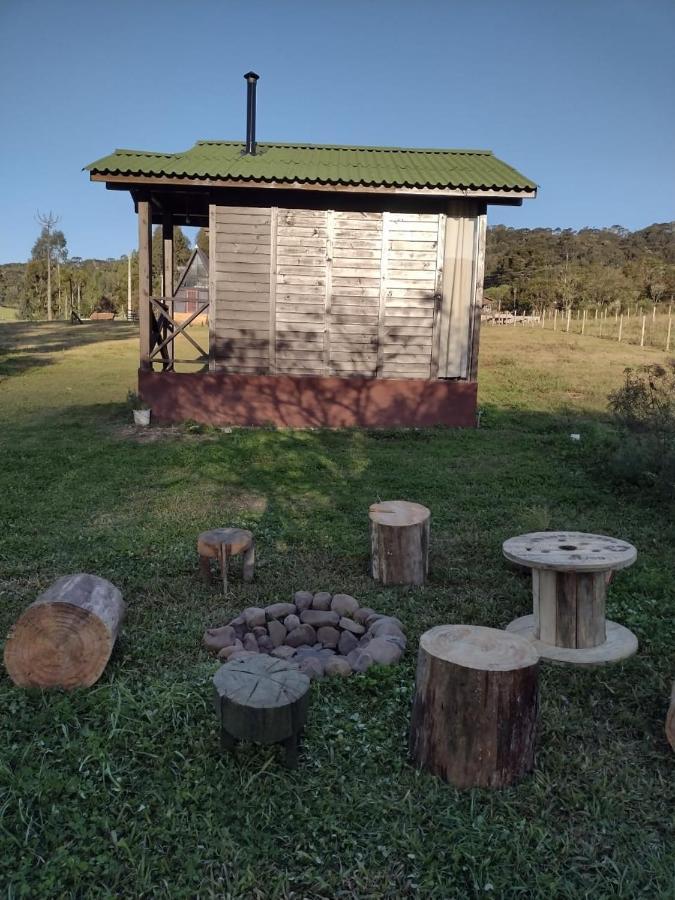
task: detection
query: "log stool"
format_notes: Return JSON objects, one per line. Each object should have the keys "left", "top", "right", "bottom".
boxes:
{"left": 197, "top": 527, "right": 255, "bottom": 596}
{"left": 503, "top": 531, "right": 638, "bottom": 665}
{"left": 369, "top": 500, "right": 430, "bottom": 586}
{"left": 409, "top": 624, "right": 539, "bottom": 788}
{"left": 213, "top": 655, "right": 311, "bottom": 768}
{"left": 3, "top": 573, "right": 125, "bottom": 689}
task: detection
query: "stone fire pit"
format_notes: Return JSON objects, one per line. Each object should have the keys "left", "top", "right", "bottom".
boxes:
{"left": 203, "top": 590, "right": 406, "bottom": 679}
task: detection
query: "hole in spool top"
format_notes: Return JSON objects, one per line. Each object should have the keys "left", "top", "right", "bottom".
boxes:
{"left": 559, "top": 544, "right": 577, "bottom": 550}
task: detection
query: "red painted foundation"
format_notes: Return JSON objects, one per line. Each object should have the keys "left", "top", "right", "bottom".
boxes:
{"left": 139, "top": 370, "right": 478, "bottom": 429}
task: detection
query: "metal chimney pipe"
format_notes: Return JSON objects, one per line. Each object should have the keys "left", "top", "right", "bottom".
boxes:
{"left": 244, "top": 71, "right": 259, "bottom": 155}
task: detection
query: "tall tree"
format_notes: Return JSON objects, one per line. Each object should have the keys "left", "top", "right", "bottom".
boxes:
{"left": 195, "top": 227, "right": 209, "bottom": 254}
{"left": 33, "top": 211, "right": 67, "bottom": 320}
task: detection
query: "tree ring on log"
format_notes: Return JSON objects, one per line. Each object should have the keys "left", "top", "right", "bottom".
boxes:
{"left": 420, "top": 624, "right": 539, "bottom": 671}
{"left": 4, "top": 574, "right": 125, "bottom": 689}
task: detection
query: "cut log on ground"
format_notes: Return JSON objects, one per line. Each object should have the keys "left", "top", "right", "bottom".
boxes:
{"left": 369, "top": 500, "right": 430, "bottom": 586}
{"left": 3, "top": 573, "right": 125, "bottom": 689}
{"left": 667, "top": 683, "right": 675, "bottom": 752}
{"left": 409, "top": 624, "right": 539, "bottom": 788}
{"left": 213, "top": 654, "right": 311, "bottom": 768}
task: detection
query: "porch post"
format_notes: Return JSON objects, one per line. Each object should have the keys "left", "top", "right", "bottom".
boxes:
{"left": 138, "top": 199, "right": 152, "bottom": 370}
{"left": 162, "top": 212, "right": 174, "bottom": 297}
{"left": 162, "top": 211, "right": 174, "bottom": 369}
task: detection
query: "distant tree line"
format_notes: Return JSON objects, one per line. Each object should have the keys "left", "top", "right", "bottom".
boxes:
{"left": 0, "top": 219, "right": 191, "bottom": 320}
{"left": 485, "top": 222, "right": 675, "bottom": 313}
{"left": 2, "top": 219, "right": 673, "bottom": 320}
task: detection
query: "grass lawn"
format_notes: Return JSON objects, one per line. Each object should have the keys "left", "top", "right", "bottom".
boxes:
{"left": 0, "top": 321, "right": 673, "bottom": 898}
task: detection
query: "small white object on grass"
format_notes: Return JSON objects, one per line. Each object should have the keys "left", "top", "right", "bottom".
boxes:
{"left": 570, "top": 433, "right": 581, "bottom": 442}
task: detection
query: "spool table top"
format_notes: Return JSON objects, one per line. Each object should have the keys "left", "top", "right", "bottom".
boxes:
{"left": 503, "top": 531, "right": 637, "bottom": 573}
{"left": 369, "top": 500, "right": 430, "bottom": 527}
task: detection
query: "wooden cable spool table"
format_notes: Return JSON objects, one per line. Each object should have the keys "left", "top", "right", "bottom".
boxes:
{"left": 369, "top": 500, "right": 431, "bottom": 586}
{"left": 409, "top": 624, "right": 540, "bottom": 788}
{"left": 503, "top": 531, "right": 638, "bottom": 665}
{"left": 213, "top": 655, "right": 311, "bottom": 768}
{"left": 197, "top": 527, "right": 255, "bottom": 596}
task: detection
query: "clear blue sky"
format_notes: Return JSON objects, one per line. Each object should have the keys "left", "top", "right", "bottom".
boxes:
{"left": 1, "top": 0, "right": 673, "bottom": 263}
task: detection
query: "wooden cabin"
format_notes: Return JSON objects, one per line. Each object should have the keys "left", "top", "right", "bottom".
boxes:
{"left": 86, "top": 80, "right": 535, "bottom": 427}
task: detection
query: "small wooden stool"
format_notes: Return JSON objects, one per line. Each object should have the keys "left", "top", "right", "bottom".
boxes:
{"left": 197, "top": 527, "right": 255, "bottom": 596}
{"left": 369, "top": 500, "right": 430, "bottom": 586}
{"left": 409, "top": 624, "right": 539, "bottom": 788}
{"left": 213, "top": 655, "right": 311, "bottom": 768}
{"left": 503, "top": 531, "right": 638, "bottom": 665}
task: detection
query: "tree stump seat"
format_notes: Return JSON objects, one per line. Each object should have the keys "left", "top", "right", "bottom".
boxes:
{"left": 409, "top": 624, "right": 540, "bottom": 788}
{"left": 503, "top": 531, "right": 638, "bottom": 665}
{"left": 213, "top": 655, "right": 311, "bottom": 768}
{"left": 369, "top": 500, "right": 430, "bottom": 586}
{"left": 197, "top": 527, "right": 255, "bottom": 596}
{"left": 3, "top": 573, "right": 125, "bottom": 689}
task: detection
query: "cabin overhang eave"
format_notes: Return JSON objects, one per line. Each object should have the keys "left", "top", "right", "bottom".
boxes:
{"left": 90, "top": 172, "right": 535, "bottom": 203}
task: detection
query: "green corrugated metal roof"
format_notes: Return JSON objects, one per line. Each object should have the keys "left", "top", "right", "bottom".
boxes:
{"left": 86, "top": 141, "right": 536, "bottom": 193}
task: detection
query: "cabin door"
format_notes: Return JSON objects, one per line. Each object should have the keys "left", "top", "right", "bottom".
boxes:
{"left": 434, "top": 205, "right": 479, "bottom": 379}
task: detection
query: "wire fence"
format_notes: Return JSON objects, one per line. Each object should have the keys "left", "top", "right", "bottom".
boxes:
{"left": 483, "top": 304, "right": 674, "bottom": 352}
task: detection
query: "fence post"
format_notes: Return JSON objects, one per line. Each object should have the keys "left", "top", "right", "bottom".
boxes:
{"left": 566, "top": 308, "right": 571, "bottom": 333}
{"left": 653, "top": 305, "right": 656, "bottom": 323}
{"left": 554, "top": 308, "right": 558, "bottom": 331}
{"left": 581, "top": 309, "right": 586, "bottom": 335}
{"left": 618, "top": 314, "right": 623, "bottom": 342}
{"left": 640, "top": 314, "right": 646, "bottom": 347}
{"left": 667, "top": 313, "right": 672, "bottom": 352}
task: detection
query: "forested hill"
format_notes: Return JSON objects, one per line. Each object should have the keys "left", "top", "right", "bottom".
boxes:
{"left": 1, "top": 221, "right": 673, "bottom": 319}
{"left": 485, "top": 221, "right": 675, "bottom": 311}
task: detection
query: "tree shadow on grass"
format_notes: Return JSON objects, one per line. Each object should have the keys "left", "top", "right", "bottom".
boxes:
{"left": 0, "top": 321, "right": 137, "bottom": 379}
{"left": 0, "top": 353, "right": 53, "bottom": 380}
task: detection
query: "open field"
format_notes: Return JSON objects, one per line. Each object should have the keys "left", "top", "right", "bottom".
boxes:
{"left": 0, "top": 321, "right": 673, "bottom": 898}
{"left": 488, "top": 306, "right": 674, "bottom": 353}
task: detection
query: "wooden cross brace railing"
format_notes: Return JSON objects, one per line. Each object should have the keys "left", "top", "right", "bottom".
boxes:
{"left": 149, "top": 297, "right": 209, "bottom": 369}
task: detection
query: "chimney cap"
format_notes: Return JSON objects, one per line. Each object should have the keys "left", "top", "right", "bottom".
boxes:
{"left": 244, "top": 71, "right": 260, "bottom": 83}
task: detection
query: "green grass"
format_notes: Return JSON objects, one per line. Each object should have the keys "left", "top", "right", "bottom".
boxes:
{"left": 0, "top": 322, "right": 673, "bottom": 898}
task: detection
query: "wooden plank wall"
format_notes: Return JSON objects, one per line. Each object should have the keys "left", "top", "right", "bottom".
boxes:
{"left": 331, "top": 211, "right": 382, "bottom": 376}
{"left": 275, "top": 208, "right": 327, "bottom": 375}
{"left": 381, "top": 213, "right": 440, "bottom": 379}
{"left": 211, "top": 202, "right": 476, "bottom": 381}
{"left": 211, "top": 205, "right": 271, "bottom": 373}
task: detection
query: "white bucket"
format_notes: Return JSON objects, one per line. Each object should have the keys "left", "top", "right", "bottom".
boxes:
{"left": 133, "top": 409, "right": 151, "bottom": 426}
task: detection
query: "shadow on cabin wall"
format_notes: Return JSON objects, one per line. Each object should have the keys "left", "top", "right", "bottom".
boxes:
{"left": 138, "top": 369, "right": 477, "bottom": 429}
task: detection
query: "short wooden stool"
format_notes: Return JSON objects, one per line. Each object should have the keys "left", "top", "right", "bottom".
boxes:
{"left": 197, "top": 527, "right": 255, "bottom": 596}
{"left": 503, "top": 531, "right": 638, "bottom": 665}
{"left": 409, "top": 624, "right": 539, "bottom": 788}
{"left": 213, "top": 655, "right": 311, "bottom": 768}
{"left": 369, "top": 500, "right": 430, "bottom": 586}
